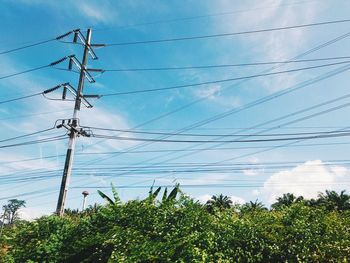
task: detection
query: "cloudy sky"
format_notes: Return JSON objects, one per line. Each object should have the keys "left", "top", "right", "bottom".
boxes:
{"left": 1, "top": 0, "right": 350, "bottom": 219}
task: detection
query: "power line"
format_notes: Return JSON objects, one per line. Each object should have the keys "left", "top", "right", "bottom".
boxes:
{"left": 71, "top": 141, "right": 350, "bottom": 155}
{"left": 133, "top": 126, "right": 350, "bottom": 131}
{"left": 94, "top": 0, "right": 318, "bottom": 31}
{"left": 0, "top": 109, "right": 71, "bottom": 121}
{"left": 2, "top": 178, "right": 347, "bottom": 202}
{"left": 90, "top": 130, "right": 350, "bottom": 143}
{"left": 0, "top": 29, "right": 75, "bottom": 56}
{"left": 4, "top": 166, "right": 347, "bottom": 184}
{"left": 114, "top": 97, "right": 350, "bottom": 187}
{"left": 2, "top": 158, "right": 349, "bottom": 184}
{"left": 0, "top": 65, "right": 49, "bottom": 80}
{"left": 0, "top": 56, "right": 68, "bottom": 81}
{"left": 85, "top": 63, "right": 350, "bottom": 167}
{"left": 70, "top": 160, "right": 350, "bottom": 171}
{"left": 77, "top": 31, "right": 350, "bottom": 165}
{"left": 102, "top": 56, "right": 350, "bottom": 72}
{"left": 71, "top": 182, "right": 350, "bottom": 190}
{"left": 2, "top": 140, "right": 349, "bottom": 166}
{"left": 0, "top": 154, "right": 66, "bottom": 165}
{"left": 104, "top": 19, "right": 350, "bottom": 46}
{"left": 0, "top": 57, "right": 70, "bottom": 105}
{"left": 96, "top": 64, "right": 350, "bottom": 165}
{"left": 138, "top": 100, "right": 350, "bottom": 170}
{"left": 82, "top": 125, "right": 350, "bottom": 138}
{"left": 0, "top": 92, "right": 43, "bottom": 105}
{"left": 0, "top": 135, "right": 66, "bottom": 149}
{"left": 0, "top": 39, "right": 55, "bottom": 56}
{"left": 88, "top": 31, "right": 350, "bottom": 172}
{"left": 72, "top": 159, "right": 350, "bottom": 167}
{"left": 0, "top": 127, "right": 56, "bottom": 144}
{"left": 101, "top": 61, "right": 350, "bottom": 96}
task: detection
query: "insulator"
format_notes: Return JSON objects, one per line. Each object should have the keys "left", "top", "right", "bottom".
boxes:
{"left": 49, "top": 57, "right": 68, "bottom": 66}
{"left": 43, "top": 84, "right": 62, "bottom": 94}
{"left": 73, "top": 32, "right": 79, "bottom": 43}
{"left": 55, "top": 31, "right": 73, "bottom": 40}
{"left": 62, "top": 87, "right": 67, "bottom": 100}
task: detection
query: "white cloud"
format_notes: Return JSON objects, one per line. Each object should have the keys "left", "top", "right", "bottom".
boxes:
{"left": 19, "top": 207, "right": 50, "bottom": 221}
{"left": 196, "top": 194, "right": 212, "bottom": 204}
{"left": 0, "top": 152, "right": 60, "bottom": 175}
{"left": 252, "top": 189, "right": 260, "bottom": 196}
{"left": 243, "top": 169, "right": 259, "bottom": 176}
{"left": 194, "top": 85, "right": 221, "bottom": 99}
{"left": 206, "top": 0, "right": 328, "bottom": 92}
{"left": 229, "top": 195, "right": 245, "bottom": 204}
{"left": 261, "top": 160, "right": 349, "bottom": 204}
{"left": 16, "top": 0, "right": 119, "bottom": 24}
{"left": 79, "top": 2, "right": 109, "bottom": 23}
{"left": 192, "top": 84, "right": 241, "bottom": 108}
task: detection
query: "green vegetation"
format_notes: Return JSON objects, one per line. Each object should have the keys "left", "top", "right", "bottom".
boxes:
{"left": 1, "top": 187, "right": 350, "bottom": 262}
{"left": 1, "top": 199, "right": 26, "bottom": 226}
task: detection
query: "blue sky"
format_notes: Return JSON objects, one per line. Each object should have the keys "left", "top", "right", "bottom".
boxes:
{"left": 1, "top": 0, "right": 350, "bottom": 219}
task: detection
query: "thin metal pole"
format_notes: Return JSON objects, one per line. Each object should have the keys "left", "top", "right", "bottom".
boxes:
{"left": 82, "top": 196, "right": 87, "bottom": 211}
{"left": 56, "top": 29, "right": 92, "bottom": 216}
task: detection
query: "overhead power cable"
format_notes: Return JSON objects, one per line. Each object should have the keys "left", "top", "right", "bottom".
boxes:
{"left": 85, "top": 63, "right": 350, "bottom": 167}
{"left": 102, "top": 56, "right": 350, "bottom": 72}
{"left": 2, "top": 140, "right": 350, "bottom": 167}
{"left": 71, "top": 141, "right": 350, "bottom": 155}
{"left": 117, "top": 96, "right": 350, "bottom": 187}
{"left": 74, "top": 31, "right": 350, "bottom": 172}
{"left": 72, "top": 182, "right": 350, "bottom": 190}
{"left": 0, "top": 29, "right": 75, "bottom": 56}
{"left": 0, "top": 39, "right": 55, "bottom": 56}
{"left": 0, "top": 57, "right": 69, "bottom": 105}
{"left": 135, "top": 98, "right": 350, "bottom": 172}
{"left": 105, "top": 19, "right": 350, "bottom": 46}
{"left": 0, "top": 56, "right": 68, "bottom": 81}
{"left": 79, "top": 31, "right": 350, "bottom": 166}
{"left": 134, "top": 126, "right": 350, "bottom": 131}
{"left": 82, "top": 125, "right": 350, "bottom": 138}
{"left": 0, "top": 127, "right": 56, "bottom": 144}
{"left": 94, "top": 0, "right": 317, "bottom": 31}
{"left": 90, "top": 130, "right": 350, "bottom": 143}
{"left": 0, "top": 92, "right": 43, "bottom": 105}
{"left": 0, "top": 135, "right": 67, "bottom": 149}
{"left": 0, "top": 109, "right": 71, "bottom": 121}
{"left": 0, "top": 154, "right": 66, "bottom": 165}
{"left": 0, "top": 65, "right": 50, "bottom": 80}
{"left": 101, "top": 60, "right": 350, "bottom": 96}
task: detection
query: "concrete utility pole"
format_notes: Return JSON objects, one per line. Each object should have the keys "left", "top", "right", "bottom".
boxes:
{"left": 82, "top": 191, "right": 89, "bottom": 211}
{"left": 56, "top": 29, "right": 93, "bottom": 216}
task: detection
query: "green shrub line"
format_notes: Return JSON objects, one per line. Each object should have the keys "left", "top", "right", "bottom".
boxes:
{"left": 1, "top": 188, "right": 350, "bottom": 262}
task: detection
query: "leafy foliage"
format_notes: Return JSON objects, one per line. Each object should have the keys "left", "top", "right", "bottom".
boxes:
{"left": 205, "top": 194, "right": 232, "bottom": 213}
{"left": 1, "top": 199, "right": 26, "bottom": 225}
{"left": 1, "top": 189, "right": 350, "bottom": 262}
{"left": 271, "top": 193, "right": 304, "bottom": 210}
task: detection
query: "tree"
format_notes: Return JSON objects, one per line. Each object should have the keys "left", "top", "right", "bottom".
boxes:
{"left": 241, "top": 200, "right": 267, "bottom": 213}
{"left": 97, "top": 183, "right": 121, "bottom": 206}
{"left": 206, "top": 194, "right": 232, "bottom": 213}
{"left": 271, "top": 193, "right": 304, "bottom": 210}
{"left": 64, "top": 208, "right": 80, "bottom": 216}
{"left": 2, "top": 199, "right": 26, "bottom": 225}
{"left": 317, "top": 190, "right": 350, "bottom": 211}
